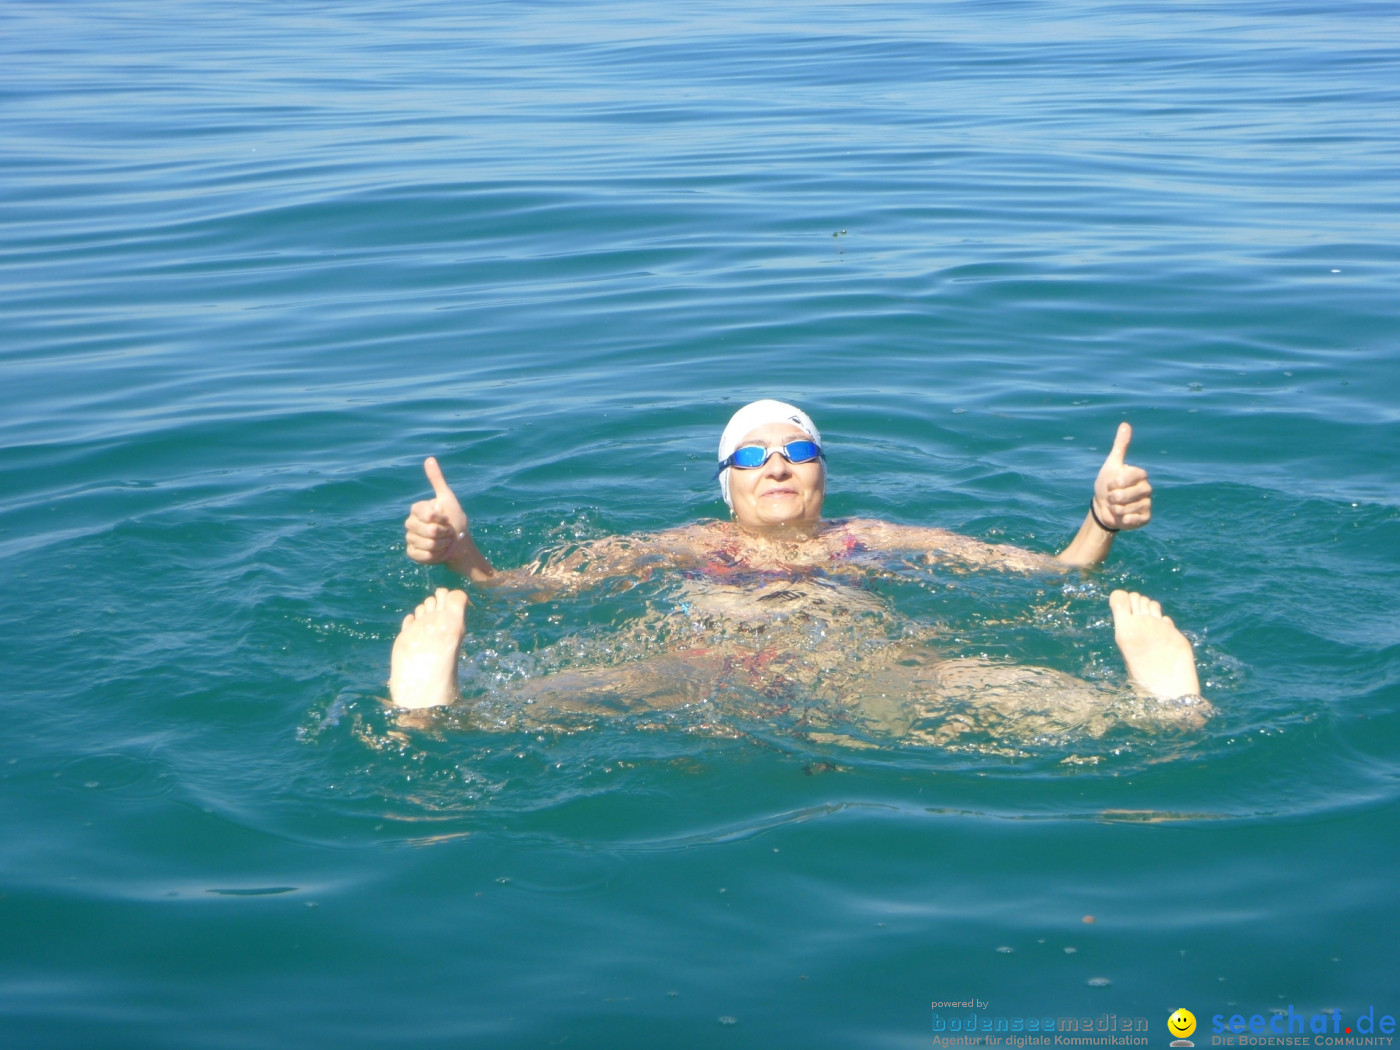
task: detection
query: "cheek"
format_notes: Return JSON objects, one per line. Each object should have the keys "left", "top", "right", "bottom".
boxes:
{"left": 732, "top": 473, "right": 760, "bottom": 502}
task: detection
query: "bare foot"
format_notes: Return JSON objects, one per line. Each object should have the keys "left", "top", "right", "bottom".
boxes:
{"left": 1109, "top": 590, "right": 1201, "bottom": 700}
{"left": 389, "top": 587, "right": 468, "bottom": 709}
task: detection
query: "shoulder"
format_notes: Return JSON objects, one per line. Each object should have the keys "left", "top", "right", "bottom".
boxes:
{"left": 650, "top": 519, "right": 730, "bottom": 547}
{"left": 614, "top": 520, "right": 734, "bottom": 566}
{"left": 831, "top": 517, "right": 963, "bottom": 549}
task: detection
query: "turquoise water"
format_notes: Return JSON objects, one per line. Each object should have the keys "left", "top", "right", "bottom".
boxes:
{"left": 3, "top": 0, "right": 1398, "bottom": 1045}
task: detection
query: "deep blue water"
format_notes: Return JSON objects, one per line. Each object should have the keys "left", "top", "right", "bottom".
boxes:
{"left": 2, "top": 1, "right": 1398, "bottom": 1047}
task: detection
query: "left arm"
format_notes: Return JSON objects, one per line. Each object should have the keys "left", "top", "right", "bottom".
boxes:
{"left": 842, "top": 422, "right": 1151, "bottom": 572}
{"left": 1056, "top": 422, "right": 1152, "bottom": 567}
{"left": 842, "top": 519, "right": 1064, "bottom": 573}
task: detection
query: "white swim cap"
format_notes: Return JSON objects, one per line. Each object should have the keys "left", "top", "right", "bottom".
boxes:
{"left": 717, "top": 399, "right": 823, "bottom": 509}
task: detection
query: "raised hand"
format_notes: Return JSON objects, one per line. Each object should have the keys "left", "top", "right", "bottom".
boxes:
{"left": 404, "top": 457, "right": 469, "bottom": 565}
{"left": 1092, "top": 423, "right": 1152, "bottom": 532}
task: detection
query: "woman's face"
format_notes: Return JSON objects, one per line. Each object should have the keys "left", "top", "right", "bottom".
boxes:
{"left": 726, "top": 421, "right": 825, "bottom": 529}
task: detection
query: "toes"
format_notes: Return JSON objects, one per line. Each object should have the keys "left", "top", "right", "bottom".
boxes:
{"left": 1111, "top": 590, "right": 1170, "bottom": 622}
{"left": 1123, "top": 591, "right": 1160, "bottom": 617}
{"left": 402, "top": 613, "right": 415, "bottom": 631}
{"left": 409, "top": 589, "right": 466, "bottom": 626}
{"left": 1135, "top": 593, "right": 1162, "bottom": 618}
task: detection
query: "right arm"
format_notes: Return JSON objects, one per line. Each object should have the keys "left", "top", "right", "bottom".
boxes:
{"left": 403, "top": 457, "right": 689, "bottom": 593}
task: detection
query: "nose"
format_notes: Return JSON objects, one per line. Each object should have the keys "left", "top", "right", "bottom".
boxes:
{"left": 762, "top": 450, "right": 793, "bottom": 478}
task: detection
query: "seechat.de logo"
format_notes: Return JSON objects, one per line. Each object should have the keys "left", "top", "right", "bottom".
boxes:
{"left": 1169, "top": 1008, "right": 1197, "bottom": 1047}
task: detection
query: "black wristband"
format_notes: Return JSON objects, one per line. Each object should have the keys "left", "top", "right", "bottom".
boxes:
{"left": 1090, "top": 502, "right": 1120, "bottom": 534}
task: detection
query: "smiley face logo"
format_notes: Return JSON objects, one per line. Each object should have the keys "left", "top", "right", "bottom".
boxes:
{"left": 1168, "top": 1009, "right": 1197, "bottom": 1039}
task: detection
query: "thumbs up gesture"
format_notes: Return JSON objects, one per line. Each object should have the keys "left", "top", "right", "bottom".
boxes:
{"left": 1092, "top": 423, "right": 1152, "bottom": 532}
{"left": 404, "top": 457, "right": 470, "bottom": 565}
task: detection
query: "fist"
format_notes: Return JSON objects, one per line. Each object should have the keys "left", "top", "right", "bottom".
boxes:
{"left": 1093, "top": 423, "right": 1152, "bottom": 531}
{"left": 404, "top": 457, "right": 469, "bottom": 564}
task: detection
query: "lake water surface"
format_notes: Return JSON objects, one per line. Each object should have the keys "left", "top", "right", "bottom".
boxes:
{"left": 2, "top": 1, "right": 1398, "bottom": 1046}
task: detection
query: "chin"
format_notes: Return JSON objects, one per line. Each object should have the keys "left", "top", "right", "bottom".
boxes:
{"left": 757, "top": 501, "right": 798, "bottom": 519}
{"left": 766, "top": 509, "right": 815, "bottom": 527}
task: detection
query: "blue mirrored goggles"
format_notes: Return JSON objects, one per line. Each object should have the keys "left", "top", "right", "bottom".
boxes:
{"left": 716, "top": 440, "right": 824, "bottom": 474}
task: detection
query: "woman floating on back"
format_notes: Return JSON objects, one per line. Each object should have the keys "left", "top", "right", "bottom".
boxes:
{"left": 388, "top": 400, "right": 1206, "bottom": 744}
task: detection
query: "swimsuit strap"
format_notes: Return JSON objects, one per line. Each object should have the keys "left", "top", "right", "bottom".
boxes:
{"left": 830, "top": 531, "right": 870, "bottom": 560}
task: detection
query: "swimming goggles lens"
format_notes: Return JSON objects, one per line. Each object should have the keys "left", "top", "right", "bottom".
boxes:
{"left": 720, "top": 440, "right": 823, "bottom": 471}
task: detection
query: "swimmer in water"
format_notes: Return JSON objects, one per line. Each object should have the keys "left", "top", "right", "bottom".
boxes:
{"left": 388, "top": 400, "right": 1207, "bottom": 744}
